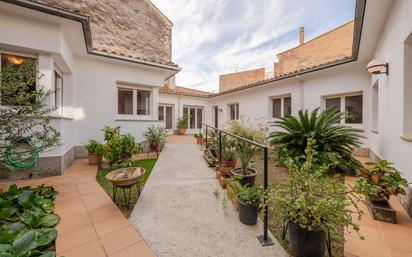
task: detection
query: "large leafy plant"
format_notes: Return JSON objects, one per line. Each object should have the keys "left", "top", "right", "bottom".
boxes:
{"left": 268, "top": 138, "right": 366, "bottom": 242}
{"left": 0, "top": 59, "right": 61, "bottom": 171}
{"left": 177, "top": 114, "right": 188, "bottom": 129}
{"left": 101, "top": 126, "right": 141, "bottom": 166}
{"left": 85, "top": 140, "right": 103, "bottom": 155}
{"left": 226, "top": 179, "right": 262, "bottom": 206}
{"left": 0, "top": 184, "right": 59, "bottom": 256}
{"left": 269, "top": 108, "right": 363, "bottom": 173}
{"left": 356, "top": 160, "right": 409, "bottom": 200}
{"left": 143, "top": 126, "right": 165, "bottom": 150}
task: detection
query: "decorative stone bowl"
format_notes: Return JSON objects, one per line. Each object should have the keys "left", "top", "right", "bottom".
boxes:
{"left": 105, "top": 167, "right": 146, "bottom": 187}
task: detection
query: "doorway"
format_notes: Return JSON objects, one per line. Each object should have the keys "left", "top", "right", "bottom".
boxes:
{"left": 213, "top": 106, "right": 219, "bottom": 128}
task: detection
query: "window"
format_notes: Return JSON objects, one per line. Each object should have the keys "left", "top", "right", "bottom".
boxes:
{"left": 372, "top": 81, "right": 379, "bottom": 131}
{"left": 271, "top": 95, "right": 291, "bottom": 118}
{"left": 324, "top": 93, "right": 363, "bottom": 124}
{"left": 136, "top": 89, "right": 151, "bottom": 115}
{"left": 117, "top": 86, "right": 152, "bottom": 117}
{"left": 229, "top": 103, "right": 239, "bottom": 120}
{"left": 118, "top": 88, "right": 133, "bottom": 115}
{"left": 183, "top": 106, "right": 203, "bottom": 129}
{"left": 158, "top": 105, "right": 173, "bottom": 129}
{"left": 53, "top": 69, "right": 63, "bottom": 115}
{"left": 0, "top": 53, "right": 36, "bottom": 105}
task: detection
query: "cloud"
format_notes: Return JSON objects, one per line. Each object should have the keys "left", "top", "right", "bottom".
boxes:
{"left": 151, "top": 0, "right": 355, "bottom": 92}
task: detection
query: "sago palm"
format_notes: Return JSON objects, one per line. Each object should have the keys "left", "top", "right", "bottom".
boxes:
{"left": 268, "top": 108, "right": 364, "bottom": 173}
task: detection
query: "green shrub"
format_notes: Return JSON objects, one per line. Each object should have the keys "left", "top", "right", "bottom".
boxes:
{"left": 102, "top": 126, "right": 142, "bottom": 166}
{"left": 0, "top": 184, "right": 59, "bottom": 256}
{"left": 85, "top": 139, "right": 103, "bottom": 155}
{"left": 143, "top": 126, "right": 165, "bottom": 150}
{"left": 268, "top": 108, "right": 363, "bottom": 173}
{"left": 226, "top": 179, "right": 262, "bottom": 206}
{"left": 356, "top": 160, "right": 409, "bottom": 200}
{"left": 177, "top": 114, "right": 189, "bottom": 129}
{"left": 267, "top": 138, "right": 366, "bottom": 242}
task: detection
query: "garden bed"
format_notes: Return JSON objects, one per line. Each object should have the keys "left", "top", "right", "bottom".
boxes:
{"left": 96, "top": 158, "right": 157, "bottom": 217}
{"left": 0, "top": 184, "right": 60, "bottom": 256}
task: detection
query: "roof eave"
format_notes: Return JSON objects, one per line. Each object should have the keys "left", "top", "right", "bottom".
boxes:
{"left": 2, "top": 0, "right": 181, "bottom": 72}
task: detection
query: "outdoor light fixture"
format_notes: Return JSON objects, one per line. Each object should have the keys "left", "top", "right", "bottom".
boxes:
{"left": 367, "top": 59, "right": 389, "bottom": 75}
{"left": 218, "top": 108, "right": 223, "bottom": 112}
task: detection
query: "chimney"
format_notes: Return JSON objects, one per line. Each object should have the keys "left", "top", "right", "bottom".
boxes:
{"left": 299, "top": 26, "right": 305, "bottom": 45}
{"left": 165, "top": 75, "right": 175, "bottom": 89}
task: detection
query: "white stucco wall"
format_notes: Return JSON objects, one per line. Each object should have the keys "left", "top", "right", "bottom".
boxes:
{"left": 211, "top": 62, "right": 370, "bottom": 146}
{"left": 367, "top": 0, "right": 412, "bottom": 181}
{"left": 158, "top": 93, "right": 212, "bottom": 133}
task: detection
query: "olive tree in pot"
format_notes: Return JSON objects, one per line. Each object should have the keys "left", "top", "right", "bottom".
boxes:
{"left": 85, "top": 140, "right": 103, "bottom": 165}
{"left": 231, "top": 142, "right": 257, "bottom": 186}
{"left": 355, "top": 160, "right": 408, "bottom": 223}
{"left": 143, "top": 125, "right": 165, "bottom": 153}
{"left": 177, "top": 114, "right": 188, "bottom": 135}
{"left": 227, "top": 179, "right": 262, "bottom": 225}
{"left": 268, "top": 138, "right": 366, "bottom": 257}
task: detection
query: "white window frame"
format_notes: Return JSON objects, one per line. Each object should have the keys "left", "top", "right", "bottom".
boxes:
{"left": 228, "top": 103, "right": 239, "bottom": 121}
{"left": 0, "top": 51, "right": 38, "bottom": 108}
{"left": 158, "top": 104, "right": 174, "bottom": 129}
{"left": 116, "top": 83, "right": 153, "bottom": 120}
{"left": 53, "top": 66, "right": 63, "bottom": 116}
{"left": 270, "top": 94, "right": 291, "bottom": 119}
{"left": 183, "top": 105, "right": 204, "bottom": 129}
{"left": 323, "top": 92, "right": 363, "bottom": 126}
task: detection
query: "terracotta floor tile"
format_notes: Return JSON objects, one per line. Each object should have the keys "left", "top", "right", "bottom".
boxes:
{"left": 346, "top": 224, "right": 385, "bottom": 244}
{"left": 56, "top": 212, "right": 92, "bottom": 235}
{"left": 84, "top": 195, "right": 114, "bottom": 211}
{"left": 109, "top": 241, "right": 156, "bottom": 257}
{"left": 100, "top": 226, "right": 142, "bottom": 255}
{"left": 79, "top": 185, "right": 106, "bottom": 196}
{"left": 56, "top": 190, "right": 81, "bottom": 201}
{"left": 88, "top": 205, "right": 123, "bottom": 223}
{"left": 58, "top": 239, "right": 106, "bottom": 257}
{"left": 344, "top": 235, "right": 390, "bottom": 257}
{"left": 93, "top": 215, "right": 130, "bottom": 237}
{"left": 389, "top": 247, "right": 412, "bottom": 257}
{"left": 383, "top": 230, "right": 412, "bottom": 252}
{"left": 56, "top": 225, "right": 98, "bottom": 253}
{"left": 55, "top": 202, "right": 88, "bottom": 219}
{"left": 82, "top": 191, "right": 112, "bottom": 203}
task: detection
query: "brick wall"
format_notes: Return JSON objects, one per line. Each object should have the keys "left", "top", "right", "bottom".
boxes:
{"left": 275, "top": 21, "right": 354, "bottom": 76}
{"left": 219, "top": 68, "right": 265, "bottom": 92}
{"left": 40, "top": 0, "right": 172, "bottom": 64}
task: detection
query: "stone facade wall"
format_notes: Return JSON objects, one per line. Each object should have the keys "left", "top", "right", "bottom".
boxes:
{"left": 40, "top": 0, "right": 172, "bottom": 63}
{"left": 275, "top": 21, "right": 354, "bottom": 76}
{"left": 219, "top": 68, "right": 265, "bottom": 92}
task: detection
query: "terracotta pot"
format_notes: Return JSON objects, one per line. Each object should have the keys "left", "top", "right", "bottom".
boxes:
{"left": 178, "top": 128, "right": 186, "bottom": 135}
{"left": 88, "top": 153, "right": 101, "bottom": 165}
{"left": 196, "top": 138, "right": 203, "bottom": 144}
{"left": 223, "top": 159, "right": 236, "bottom": 168}
{"left": 150, "top": 143, "right": 159, "bottom": 152}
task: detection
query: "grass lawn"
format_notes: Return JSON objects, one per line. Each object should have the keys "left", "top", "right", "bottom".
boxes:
{"left": 96, "top": 158, "right": 157, "bottom": 217}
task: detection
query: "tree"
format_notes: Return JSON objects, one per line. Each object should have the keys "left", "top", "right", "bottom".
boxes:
{"left": 0, "top": 59, "right": 60, "bottom": 171}
{"left": 268, "top": 108, "right": 363, "bottom": 174}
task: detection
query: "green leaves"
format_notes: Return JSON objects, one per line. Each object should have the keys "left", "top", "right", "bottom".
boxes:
{"left": 269, "top": 108, "right": 363, "bottom": 174}
{"left": 0, "top": 185, "right": 59, "bottom": 257}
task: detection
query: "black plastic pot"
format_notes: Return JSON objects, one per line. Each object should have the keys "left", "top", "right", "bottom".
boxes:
{"left": 288, "top": 221, "right": 326, "bottom": 257}
{"left": 236, "top": 197, "right": 259, "bottom": 225}
{"left": 231, "top": 168, "right": 257, "bottom": 186}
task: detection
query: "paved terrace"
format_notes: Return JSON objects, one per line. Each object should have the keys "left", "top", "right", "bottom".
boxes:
{"left": 0, "top": 159, "right": 155, "bottom": 257}
{"left": 129, "top": 136, "right": 288, "bottom": 257}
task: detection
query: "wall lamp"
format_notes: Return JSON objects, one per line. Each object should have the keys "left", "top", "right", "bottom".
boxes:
{"left": 218, "top": 108, "right": 223, "bottom": 112}
{"left": 367, "top": 59, "right": 389, "bottom": 75}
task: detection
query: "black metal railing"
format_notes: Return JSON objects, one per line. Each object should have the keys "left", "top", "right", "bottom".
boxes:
{"left": 200, "top": 123, "right": 273, "bottom": 246}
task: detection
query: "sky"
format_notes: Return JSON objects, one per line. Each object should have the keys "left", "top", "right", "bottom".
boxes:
{"left": 151, "top": 0, "right": 356, "bottom": 92}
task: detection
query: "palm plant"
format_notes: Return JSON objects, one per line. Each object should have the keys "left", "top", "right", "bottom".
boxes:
{"left": 143, "top": 125, "right": 165, "bottom": 152}
{"left": 268, "top": 108, "right": 364, "bottom": 173}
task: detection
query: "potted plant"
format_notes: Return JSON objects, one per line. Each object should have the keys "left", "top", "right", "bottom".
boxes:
{"left": 268, "top": 138, "right": 366, "bottom": 257}
{"left": 85, "top": 139, "right": 103, "bottom": 165}
{"left": 231, "top": 142, "right": 257, "bottom": 186}
{"left": 177, "top": 114, "right": 188, "bottom": 135}
{"left": 194, "top": 133, "right": 204, "bottom": 144}
{"left": 227, "top": 180, "right": 262, "bottom": 225}
{"left": 143, "top": 126, "right": 165, "bottom": 153}
{"left": 356, "top": 160, "right": 409, "bottom": 223}
{"left": 222, "top": 143, "right": 237, "bottom": 168}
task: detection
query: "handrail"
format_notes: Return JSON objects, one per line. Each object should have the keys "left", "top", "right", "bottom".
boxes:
{"left": 200, "top": 122, "right": 273, "bottom": 246}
